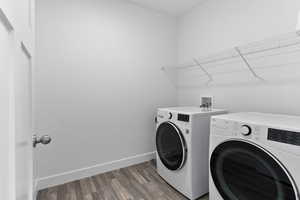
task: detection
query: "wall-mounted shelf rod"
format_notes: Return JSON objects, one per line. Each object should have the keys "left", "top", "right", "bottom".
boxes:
{"left": 246, "top": 40, "right": 300, "bottom": 55}
{"left": 193, "top": 58, "right": 213, "bottom": 82}
{"left": 235, "top": 47, "right": 264, "bottom": 81}
{"left": 183, "top": 60, "right": 300, "bottom": 79}
{"left": 163, "top": 33, "right": 300, "bottom": 71}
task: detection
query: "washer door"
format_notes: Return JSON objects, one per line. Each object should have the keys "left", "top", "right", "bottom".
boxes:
{"left": 156, "top": 121, "right": 187, "bottom": 171}
{"left": 210, "top": 140, "right": 298, "bottom": 200}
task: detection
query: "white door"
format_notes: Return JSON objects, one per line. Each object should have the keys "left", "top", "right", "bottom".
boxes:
{"left": 0, "top": 6, "right": 36, "bottom": 200}
{"left": 14, "top": 42, "right": 33, "bottom": 200}
{"left": 0, "top": 8, "right": 15, "bottom": 200}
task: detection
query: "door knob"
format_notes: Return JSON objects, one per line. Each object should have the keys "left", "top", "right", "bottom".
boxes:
{"left": 33, "top": 135, "right": 52, "bottom": 148}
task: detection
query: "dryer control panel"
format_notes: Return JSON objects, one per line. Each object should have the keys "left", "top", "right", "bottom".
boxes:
{"left": 268, "top": 128, "right": 300, "bottom": 146}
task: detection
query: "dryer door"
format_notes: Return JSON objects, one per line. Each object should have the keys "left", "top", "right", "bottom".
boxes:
{"left": 210, "top": 140, "right": 298, "bottom": 200}
{"left": 156, "top": 121, "right": 187, "bottom": 171}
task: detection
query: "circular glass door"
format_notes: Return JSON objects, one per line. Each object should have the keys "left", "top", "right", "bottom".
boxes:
{"left": 156, "top": 122, "right": 187, "bottom": 171}
{"left": 210, "top": 140, "right": 298, "bottom": 200}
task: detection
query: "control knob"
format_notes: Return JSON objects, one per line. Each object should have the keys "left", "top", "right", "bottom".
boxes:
{"left": 241, "top": 125, "right": 252, "bottom": 136}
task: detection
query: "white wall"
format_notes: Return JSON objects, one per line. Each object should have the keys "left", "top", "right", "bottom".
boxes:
{"left": 177, "top": 0, "right": 300, "bottom": 115}
{"left": 35, "top": 0, "right": 177, "bottom": 188}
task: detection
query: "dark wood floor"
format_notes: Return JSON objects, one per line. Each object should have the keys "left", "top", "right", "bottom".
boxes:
{"left": 37, "top": 161, "right": 209, "bottom": 200}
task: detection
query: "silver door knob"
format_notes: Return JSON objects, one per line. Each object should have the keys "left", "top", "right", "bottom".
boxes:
{"left": 33, "top": 135, "right": 52, "bottom": 148}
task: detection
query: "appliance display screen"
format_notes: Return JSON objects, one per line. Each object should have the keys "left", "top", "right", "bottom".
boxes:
{"left": 177, "top": 114, "right": 189, "bottom": 122}
{"left": 268, "top": 128, "right": 300, "bottom": 146}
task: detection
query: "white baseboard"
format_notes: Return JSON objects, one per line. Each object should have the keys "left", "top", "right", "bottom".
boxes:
{"left": 36, "top": 151, "right": 155, "bottom": 190}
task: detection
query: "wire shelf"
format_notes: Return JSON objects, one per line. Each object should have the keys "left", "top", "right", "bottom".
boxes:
{"left": 163, "top": 31, "right": 300, "bottom": 87}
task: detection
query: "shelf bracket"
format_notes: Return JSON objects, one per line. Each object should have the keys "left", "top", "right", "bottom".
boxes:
{"left": 0, "top": 8, "right": 14, "bottom": 32}
{"left": 235, "top": 47, "right": 265, "bottom": 81}
{"left": 193, "top": 58, "right": 213, "bottom": 84}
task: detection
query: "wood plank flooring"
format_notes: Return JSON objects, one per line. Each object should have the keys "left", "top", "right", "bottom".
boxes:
{"left": 37, "top": 161, "right": 209, "bottom": 200}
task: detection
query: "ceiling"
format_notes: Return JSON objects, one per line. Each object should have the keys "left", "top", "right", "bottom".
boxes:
{"left": 126, "top": 0, "right": 206, "bottom": 16}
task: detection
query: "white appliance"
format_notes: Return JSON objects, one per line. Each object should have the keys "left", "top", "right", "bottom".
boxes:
{"left": 209, "top": 112, "right": 300, "bottom": 200}
{"left": 156, "top": 107, "right": 227, "bottom": 200}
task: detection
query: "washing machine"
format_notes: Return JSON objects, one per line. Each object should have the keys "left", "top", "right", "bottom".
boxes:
{"left": 209, "top": 112, "right": 300, "bottom": 200}
{"left": 156, "top": 107, "right": 227, "bottom": 200}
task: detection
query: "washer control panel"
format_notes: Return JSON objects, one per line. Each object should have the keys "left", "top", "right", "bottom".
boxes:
{"left": 177, "top": 113, "right": 190, "bottom": 122}
{"left": 211, "top": 118, "right": 262, "bottom": 139}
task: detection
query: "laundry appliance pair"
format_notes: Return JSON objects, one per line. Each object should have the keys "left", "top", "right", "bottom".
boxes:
{"left": 156, "top": 107, "right": 300, "bottom": 200}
